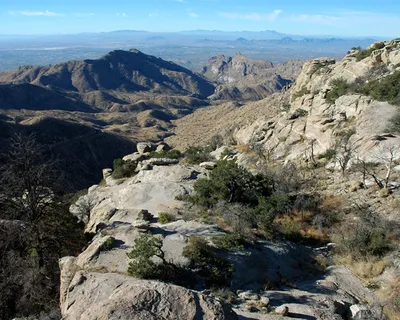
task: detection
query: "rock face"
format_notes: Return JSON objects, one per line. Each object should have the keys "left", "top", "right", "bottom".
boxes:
{"left": 59, "top": 270, "right": 237, "bottom": 320}
{"left": 201, "top": 54, "right": 303, "bottom": 101}
{"left": 228, "top": 40, "right": 400, "bottom": 164}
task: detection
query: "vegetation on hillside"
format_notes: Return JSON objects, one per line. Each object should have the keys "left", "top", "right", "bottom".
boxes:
{"left": 0, "top": 134, "right": 86, "bottom": 319}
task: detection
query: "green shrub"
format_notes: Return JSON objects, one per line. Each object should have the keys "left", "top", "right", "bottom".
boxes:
{"left": 183, "top": 237, "right": 233, "bottom": 287}
{"left": 209, "top": 135, "right": 224, "bottom": 151}
{"left": 112, "top": 158, "right": 137, "bottom": 179}
{"left": 326, "top": 77, "right": 349, "bottom": 104}
{"left": 158, "top": 212, "right": 175, "bottom": 224}
{"left": 360, "top": 70, "right": 400, "bottom": 105}
{"left": 148, "top": 149, "right": 182, "bottom": 159}
{"left": 184, "top": 146, "right": 212, "bottom": 164}
{"left": 351, "top": 47, "right": 374, "bottom": 61}
{"left": 255, "top": 195, "right": 292, "bottom": 232}
{"left": 342, "top": 226, "right": 392, "bottom": 258}
{"left": 192, "top": 160, "right": 274, "bottom": 207}
{"left": 388, "top": 113, "right": 400, "bottom": 133}
{"left": 279, "top": 220, "right": 302, "bottom": 242}
{"left": 212, "top": 234, "right": 246, "bottom": 251}
{"left": 289, "top": 108, "right": 308, "bottom": 119}
{"left": 99, "top": 237, "right": 116, "bottom": 251}
{"left": 127, "top": 233, "right": 171, "bottom": 279}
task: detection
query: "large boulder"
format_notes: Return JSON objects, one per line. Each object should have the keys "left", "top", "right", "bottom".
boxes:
{"left": 137, "top": 142, "right": 153, "bottom": 154}
{"left": 59, "top": 270, "right": 237, "bottom": 320}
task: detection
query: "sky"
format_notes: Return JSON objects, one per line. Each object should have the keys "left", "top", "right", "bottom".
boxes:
{"left": 1, "top": 0, "right": 400, "bottom": 37}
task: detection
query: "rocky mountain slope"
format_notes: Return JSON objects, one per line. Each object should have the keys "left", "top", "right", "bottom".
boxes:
{"left": 201, "top": 54, "right": 303, "bottom": 101}
{"left": 0, "top": 49, "right": 215, "bottom": 111}
{"left": 169, "top": 40, "right": 400, "bottom": 163}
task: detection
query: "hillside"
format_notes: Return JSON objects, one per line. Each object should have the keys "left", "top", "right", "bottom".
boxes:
{"left": 201, "top": 53, "right": 303, "bottom": 101}
{"left": 0, "top": 49, "right": 215, "bottom": 111}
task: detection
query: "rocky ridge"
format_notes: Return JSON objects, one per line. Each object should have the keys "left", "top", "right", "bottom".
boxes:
{"left": 170, "top": 40, "right": 400, "bottom": 165}
{"left": 63, "top": 149, "right": 384, "bottom": 319}
{"left": 201, "top": 54, "right": 303, "bottom": 101}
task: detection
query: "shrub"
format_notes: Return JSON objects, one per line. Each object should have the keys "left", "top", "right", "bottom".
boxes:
{"left": 99, "top": 237, "right": 116, "bottom": 251}
{"left": 388, "top": 112, "right": 400, "bottom": 133}
{"left": 289, "top": 108, "right": 308, "bottom": 119}
{"left": 341, "top": 225, "right": 392, "bottom": 258}
{"left": 254, "top": 195, "right": 292, "bottom": 232}
{"left": 183, "top": 237, "right": 233, "bottom": 287}
{"left": 112, "top": 158, "right": 137, "bottom": 179}
{"left": 158, "top": 212, "right": 175, "bottom": 224}
{"left": 318, "top": 148, "right": 337, "bottom": 160}
{"left": 212, "top": 234, "right": 246, "bottom": 251}
{"left": 184, "top": 146, "right": 212, "bottom": 164}
{"left": 127, "top": 233, "right": 173, "bottom": 280}
{"left": 209, "top": 135, "right": 224, "bottom": 151}
{"left": 326, "top": 77, "right": 349, "bottom": 104}
{"left": 192, "top": 160, "right": 274, "bottom": 207}
{"left": 148, "top": 149, "right": 182, "bottom": 159}
{"left": 360, "top": 70, "right": 400, "bottom": 105}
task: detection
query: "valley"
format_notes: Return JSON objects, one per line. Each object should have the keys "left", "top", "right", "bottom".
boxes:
{"left": 0, "top": 36, "right": 399, "bottom": 320}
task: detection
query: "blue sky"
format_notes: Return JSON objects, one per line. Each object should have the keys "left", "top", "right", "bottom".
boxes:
{"left": 1, "top": 0, "right": 400, "bottom": 37}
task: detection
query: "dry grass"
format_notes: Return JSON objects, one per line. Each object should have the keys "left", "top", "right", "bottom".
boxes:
{"left": 334, "top": 255, "right": 387, "bottom": 280}
{"left": 275, "top": 210, "right": 330, "bottom": 244}
{"left": 235, "top": 144, "right": 251, "bottom": 153}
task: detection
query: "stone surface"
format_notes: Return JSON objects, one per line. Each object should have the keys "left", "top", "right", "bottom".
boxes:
{"left": 123, "top": 152, "right": 145, "bottom": 162}
{"left": 275, "top": 305, "right": 289, "bottom": 316}
{"left": 102, "top": 168, "right": 112, "bottom": 180}
{"left": 200, "top": 161, "right": 217, "bottom": 170}
{"left": 137, "top": 142, "right": 153, "bottom": 154}
{"left": 60, "top": 272, "right": 237, "bottom": 320}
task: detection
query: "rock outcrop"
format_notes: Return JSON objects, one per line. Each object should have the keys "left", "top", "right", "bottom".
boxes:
{"left": 201, "top": 54, "right": 303, "bottom": 101}
{"left": 59, "top": 270, "right": 237, "bottom": 320}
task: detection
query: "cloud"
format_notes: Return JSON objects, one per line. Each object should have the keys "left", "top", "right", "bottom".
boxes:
{"left": 219, "top": 9, "right": 282, "bottom": 21}
{"left": 116, "top": 12, "right": 128, "bottom": 17}
{"left": 9, "top": 10, "right": 62, "bottom": 17}
{"left": 291, "top": 14, "right": 343, "bottom": 24}
{"left": 174, "top": 0, "right": 185, "bottom": 2}
{"left": 188, "top": 12, "right": 199, "bottom": 18}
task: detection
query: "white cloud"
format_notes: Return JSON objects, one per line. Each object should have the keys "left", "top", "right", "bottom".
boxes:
{"left": 174, "top": 0, "right": 185, "bottom": 2}
{"left": 116, "top": 12, "right": 128, "bottom": 17}
{"left": 188, "top": 12, "right": 199, "bottom": 18}
{"left": 9, "top": 10, "right": 62, "bottom": 17}
{"left": 219, "top": 9, "right": 282, "bottom": 21}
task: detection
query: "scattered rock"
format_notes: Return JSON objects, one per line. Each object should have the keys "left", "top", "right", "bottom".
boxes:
{"left": 275, "top": 305, "right": 289, "bottom": 316}
{"left": 132, "top": 219, "right": 150, "bottom": 230}
{"left": 260, "top": 296, "right": 270, "bottom": 307}
{"left": 137, "top": 142, "right": 153, "bottom": 154}
{"left": 349, "top": 304, "right": 373, "bottom": 319}
{"left": 123, "top": 152, "right": 145, "bottom": 162}
{"left": 200, "top": 161, "right": 217, "bottom": 170}
{"left": 156, "top": 143, "right": 171, "bottom": 152}
{"left": 238, "top": 291, "right": 260, "bottom": 301}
